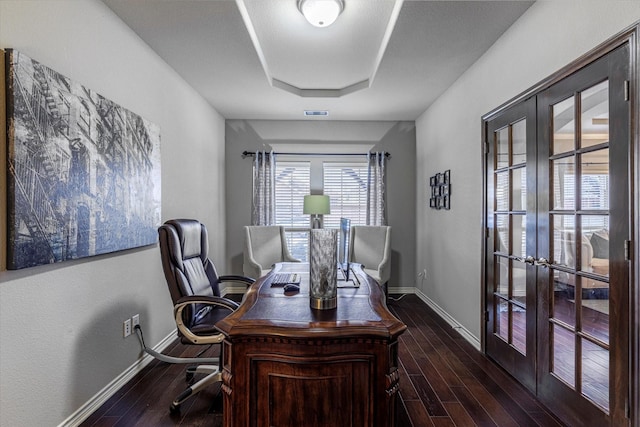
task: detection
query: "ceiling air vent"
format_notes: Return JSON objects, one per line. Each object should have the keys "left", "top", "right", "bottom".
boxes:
{"left": 304, "top": 110, "right": 329, "bottom": 117}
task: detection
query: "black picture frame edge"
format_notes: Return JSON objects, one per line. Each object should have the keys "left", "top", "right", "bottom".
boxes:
{"left": 0, "top": 50, "right": 6, "bottom": 271}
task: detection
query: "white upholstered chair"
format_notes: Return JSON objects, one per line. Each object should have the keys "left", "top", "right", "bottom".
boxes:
{"left": 562, "top": 229, "right": 609, "bottom": 274}
{"left": 243, "top": 225, "right": 301, "bottom": 279}
{"left": 349, "top": 225, "right": 391, "bottom": 291}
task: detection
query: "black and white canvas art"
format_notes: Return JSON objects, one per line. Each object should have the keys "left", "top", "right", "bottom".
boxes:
{"left": 4, "top": 49, "right": 161, "bottom": 269}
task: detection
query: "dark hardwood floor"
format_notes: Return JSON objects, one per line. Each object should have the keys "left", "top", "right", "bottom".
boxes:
{"left": 81, "top": 294, "right": 565, "bottom": 427}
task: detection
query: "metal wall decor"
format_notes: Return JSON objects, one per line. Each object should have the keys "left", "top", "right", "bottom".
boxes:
{"left": 4, "top": 49, "right": 161, "bottom": 269}
{"left": 429, "top": 169, "right": 450, "bottom": 210}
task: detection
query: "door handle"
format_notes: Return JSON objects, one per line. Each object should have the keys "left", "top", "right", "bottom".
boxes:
{"left": 535, "top": 257, "right": 551, "bottom": 268}
{"left": 514, "top": 255, "right": 536, "bottom": 265}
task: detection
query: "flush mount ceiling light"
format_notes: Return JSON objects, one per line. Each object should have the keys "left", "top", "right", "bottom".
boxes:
{"left": 298, "top": 0, "right": 344, "bottom": 28}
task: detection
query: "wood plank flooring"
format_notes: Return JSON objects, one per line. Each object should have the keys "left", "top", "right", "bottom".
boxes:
{"left": 81, "top": 294, "right": 565, "bottom": 427}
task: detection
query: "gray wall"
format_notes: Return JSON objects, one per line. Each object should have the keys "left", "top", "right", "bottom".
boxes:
{"left": 225, "top": 120, "right": 416, "bottom": 289}
{"left": 3, "top": 1, "right": 635, "bottom": 424}
{"left": 415, "top": 1, "right": 640, "bottom": 343}
{"left": 0, "top": 1, "right": 227, "bottom": 425}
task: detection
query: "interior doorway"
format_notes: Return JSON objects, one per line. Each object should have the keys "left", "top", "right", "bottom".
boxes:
{"left": 482, "top": 27, "right": 636, "bottom": 426}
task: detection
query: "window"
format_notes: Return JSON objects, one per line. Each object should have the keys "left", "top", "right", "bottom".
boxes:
{"left": 562, "top": 173, "right": 610, "bottom": 231}
{"left": 274, "top": 159, "right": 369, "bottom": 261}
{"left": 275, "top": 161, "right": 310, "bottom": 261}
{"left": 323, "top": 162, "right": 368, "bottom": 228}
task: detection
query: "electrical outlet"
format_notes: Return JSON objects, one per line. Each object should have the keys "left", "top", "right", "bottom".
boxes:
{"left": 123, "top": 318, "right": 132, "bottom": 337}
{"left": 132, "top": 314, "right": 140, "bottom": 328}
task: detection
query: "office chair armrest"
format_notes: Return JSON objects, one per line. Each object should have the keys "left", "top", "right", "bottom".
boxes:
{"left": 174, "top": 296, "right": 239, "bottom": 345}
{"left": 219, "top": 275, "right": 255, "bottom": 287}
{"left": 176, "top": 295, "right": 240, "bottom": 312}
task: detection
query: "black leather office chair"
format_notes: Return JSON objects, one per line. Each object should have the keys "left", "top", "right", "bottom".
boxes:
{"left": 139, "top": 219, "right": 253, "bottom": 413}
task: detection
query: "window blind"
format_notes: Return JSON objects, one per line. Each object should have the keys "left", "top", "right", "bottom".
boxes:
{"left": 562, "top": 174, "right": 609, "bottom": 231}
{"left": 323, "top": 162, "right": 368, "bottom": 229}
{"left": 275, "top": 161, "right": 310, "bottom": 261}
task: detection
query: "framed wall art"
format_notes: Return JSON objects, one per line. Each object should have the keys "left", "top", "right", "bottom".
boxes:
{"left": 429, "top": 169, "right": 451, "bottom": 210}
{"left": 4, "top": 49, "right": 161, "bottom": 269}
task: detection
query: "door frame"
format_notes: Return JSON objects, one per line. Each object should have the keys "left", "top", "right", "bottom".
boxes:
{"left": 481, "top": 21, "right": 639, "bottom": 426}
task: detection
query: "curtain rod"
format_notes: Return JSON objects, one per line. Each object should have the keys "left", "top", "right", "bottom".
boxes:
{"left": 241, "top": 151, "right": 390, "bottom": 159}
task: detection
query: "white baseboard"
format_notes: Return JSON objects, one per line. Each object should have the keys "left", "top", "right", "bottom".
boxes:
{"left": 58, "top": 329, "right": 177, "bottom": 427}
{"left": 388, "top": 286, "right": 415, "bottom": 295}
{"left": 413, "top": 288, "right": 482, "bottom": 351}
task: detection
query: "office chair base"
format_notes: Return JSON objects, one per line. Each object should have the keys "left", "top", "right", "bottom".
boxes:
{"left": 186, "top": 364, "right": 218, "bottom": 383}
{"left": 135, "top": 325, "right": 224, "bottom": 413}
{"left": 135, "top": 326, "right": 220, "bottom": 365}
{"left": 170, "top": 371, "right": 223, "bottom": 413}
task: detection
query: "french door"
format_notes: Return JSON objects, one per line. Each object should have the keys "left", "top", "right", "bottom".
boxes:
{"left": 484, "top": 43, "right": 631, "bottom": 426}
{"left": 485, "top": 96, "right": 538, "bottom": 392}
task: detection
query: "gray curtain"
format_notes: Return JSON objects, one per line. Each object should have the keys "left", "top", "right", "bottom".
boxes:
{"left": 366, "top": 151, "right": 387, "bottom": 226}
{"left": 252, "top": 150, "right": 275, "bottom": 225}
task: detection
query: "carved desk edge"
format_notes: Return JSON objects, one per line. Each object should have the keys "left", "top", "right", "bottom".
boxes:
{"left": 215, "top": 262, "right": 407, "bottom": 341}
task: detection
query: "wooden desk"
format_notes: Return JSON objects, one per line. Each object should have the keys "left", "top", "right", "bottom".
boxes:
{"left": 216, "top": 263, "right": 406, "bottom": 427}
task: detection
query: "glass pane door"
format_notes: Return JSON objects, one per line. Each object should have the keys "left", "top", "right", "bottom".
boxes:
{"left": 495, "top": 122, "right": 528, "bottom": 354}
{"left": 549, "top": 82, "right": 610, "bottom": 410}
{"left": 485, "top": 97, "right": 536, "bottom": 392}
{"left": 484, "top": 42, "right": 631, "bottom": 427}
{"left": 536, "top": 44, "right": 630, "bottom": 426}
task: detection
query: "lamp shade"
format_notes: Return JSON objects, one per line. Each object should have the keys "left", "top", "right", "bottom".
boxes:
{"left": 303, "top": 195, "right": 331, "bottom": 215}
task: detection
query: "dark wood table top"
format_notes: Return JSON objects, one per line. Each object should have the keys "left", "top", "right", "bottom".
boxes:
{"left": 216, "top": 262, "right": 406, "bottom": 340}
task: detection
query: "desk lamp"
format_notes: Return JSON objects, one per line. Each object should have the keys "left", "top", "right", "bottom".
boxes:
{"left": 303, "top": 195, "right": 330, "bottom": 229}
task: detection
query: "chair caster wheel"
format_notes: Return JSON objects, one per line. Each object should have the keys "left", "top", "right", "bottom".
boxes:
{"left": 186, "top": 371, "right": 195, "bottom": 383}
{"left": 170, "top": 402, "right": 180, "bottom": 414}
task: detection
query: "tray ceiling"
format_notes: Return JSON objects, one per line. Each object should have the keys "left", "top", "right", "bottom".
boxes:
{"left": 102, "top": 0, "right": 533, "bottom": 120}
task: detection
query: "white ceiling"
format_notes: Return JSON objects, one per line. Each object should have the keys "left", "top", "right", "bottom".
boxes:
{"left": 102, "top": 0, "right": 533, "bottom": 121}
